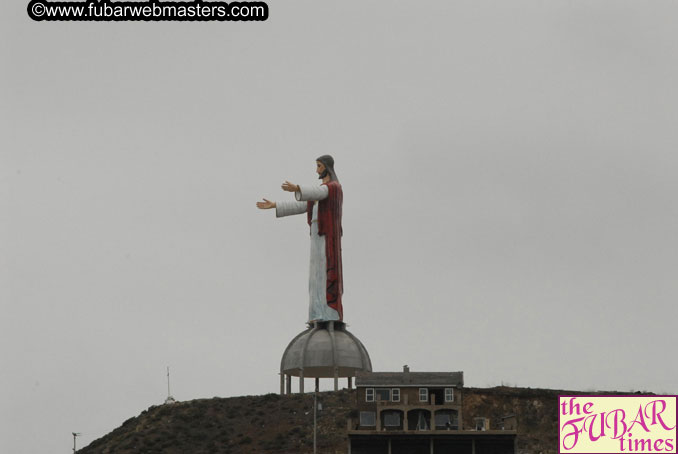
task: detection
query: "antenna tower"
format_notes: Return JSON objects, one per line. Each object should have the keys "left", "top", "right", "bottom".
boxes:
{"left": 164, "top": 366, "right": 176, "bottom": 404}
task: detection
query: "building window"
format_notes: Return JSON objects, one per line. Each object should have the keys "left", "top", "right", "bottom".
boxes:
{"left": 366, "top": 388, "right": 374, "bottom": 402}
{"left": 435, "top": 413, "right": 451, "bottom": 427}
{"left": 435, "top": 410, "right": 459, "bottom": 430}
{"left": 416, "top": 411, "right": 430, "bottom": 430}
{"left": 392, "top": 388, "right": 400, "bottom": 402}
{"left": 445, "top": 388, "right": 454, "bottom": 402}
{"left": 383, "top": 411, "right": 401, "bottom": 427}
{"left": 419, "top": 388, "right": 428, "bottom": 402}
{"left": 360, "top": 411, "right": 376, "bottom": 427}
{"left": 376, "top": 388, "right": 391, "bottom": 402}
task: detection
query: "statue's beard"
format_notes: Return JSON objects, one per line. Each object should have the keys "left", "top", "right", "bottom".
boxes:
{"left": 318, "top": 169, "right": 329, "bottom": 179}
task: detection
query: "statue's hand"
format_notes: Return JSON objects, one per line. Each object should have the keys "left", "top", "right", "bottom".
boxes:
{"left": 256, "top": 198, "right": 276, "bottom": 209}
{"left": 281, "top": 181, "right": 300, "bottom": 193}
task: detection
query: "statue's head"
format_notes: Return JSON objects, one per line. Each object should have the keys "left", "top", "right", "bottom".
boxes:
{"left": 316, "top": 155, "right": 338, "bottom": 182}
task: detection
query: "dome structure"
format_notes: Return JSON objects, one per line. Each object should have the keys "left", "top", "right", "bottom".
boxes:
{"left": 279, "top": 321, "right": 372, "bottom": 394}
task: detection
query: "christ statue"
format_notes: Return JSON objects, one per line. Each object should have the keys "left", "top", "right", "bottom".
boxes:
{"left": 256, "top": 155, "right": 343, "bottom": 323}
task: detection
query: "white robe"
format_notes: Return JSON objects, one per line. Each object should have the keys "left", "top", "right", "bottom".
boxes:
{"left": 276, "top": 185, "right": 341, "bottom": 322}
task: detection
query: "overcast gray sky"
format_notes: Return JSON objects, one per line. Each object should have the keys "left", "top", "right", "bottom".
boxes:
{"left": 2, "top": 1, "right": 677, "bottom": 453}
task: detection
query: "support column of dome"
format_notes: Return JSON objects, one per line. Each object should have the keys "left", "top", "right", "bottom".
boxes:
{"left": 299, "top": 369, "right": 304, "bottom": 393}
{"left": 279, "top": 321, "right": 372, "bottom": 394}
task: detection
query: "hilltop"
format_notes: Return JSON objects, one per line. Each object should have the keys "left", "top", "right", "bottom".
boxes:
{"left": 78, "top": 387, "right": 606, "bottom": 454}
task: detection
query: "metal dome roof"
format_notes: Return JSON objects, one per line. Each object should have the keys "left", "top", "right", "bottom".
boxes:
{"left": 280, "top": 321, "right": 372, "bottom": 378}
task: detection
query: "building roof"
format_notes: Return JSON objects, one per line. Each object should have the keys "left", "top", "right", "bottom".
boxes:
{"left": 355, "top": 371, "right": 463, "bottom": 387}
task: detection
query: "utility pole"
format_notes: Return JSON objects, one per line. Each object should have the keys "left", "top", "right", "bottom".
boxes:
{"left": 72, "top": 432, "right": 81, "bottom": 453}
{"left": 313, "top": 378, "right": 323, "bottom": 454}
{"left": 313, "top": 380, "right": 317, "bottom": 454}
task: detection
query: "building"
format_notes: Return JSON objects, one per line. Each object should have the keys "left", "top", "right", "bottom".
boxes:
{"left": 348, "top": 367, "right": 517, "bottom": 454}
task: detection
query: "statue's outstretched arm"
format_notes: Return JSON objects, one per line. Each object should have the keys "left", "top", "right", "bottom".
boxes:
{"left": 257, "top": 181, "right": 308, "bottom": 217}
{"left": 275, "top": 200, "right": 307, "bottom": 217}
{"left": 295, "top": 185, "right": 329, "bottom": 202}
